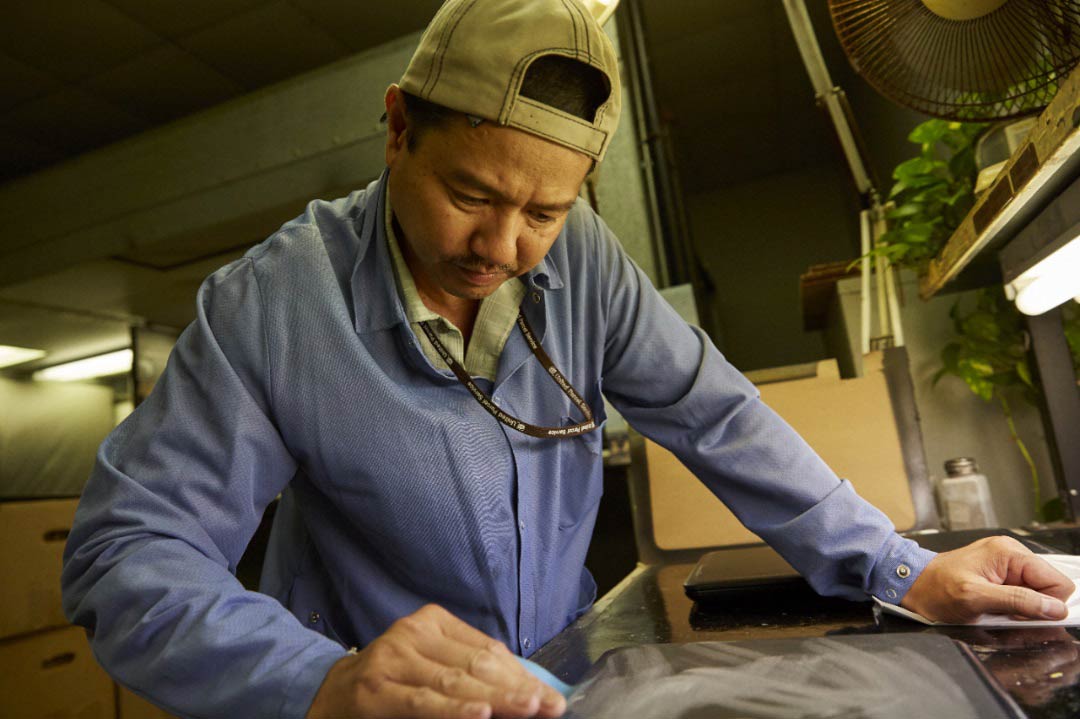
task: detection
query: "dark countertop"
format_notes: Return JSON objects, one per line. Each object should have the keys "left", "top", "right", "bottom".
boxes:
{"left": 532, "top": 527, "right": 1080, "bottom": 719}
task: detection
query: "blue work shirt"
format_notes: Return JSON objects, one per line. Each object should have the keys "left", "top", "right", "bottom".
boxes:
{"left": 62, "top": 172, "right": 933, "bottom": 718}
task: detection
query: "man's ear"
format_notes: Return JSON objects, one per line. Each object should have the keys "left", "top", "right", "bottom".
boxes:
{"left": 384, "top": 84, "right": 409, "bottom": 166}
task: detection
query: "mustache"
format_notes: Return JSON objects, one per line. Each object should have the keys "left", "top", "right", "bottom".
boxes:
{"left": 451, "top": 255, "right": 517, "bottom": 275}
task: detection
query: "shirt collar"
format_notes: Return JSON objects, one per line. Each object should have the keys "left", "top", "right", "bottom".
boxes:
{"left": 350, "top": 171, "right": 409, "bottom": 335}
{"left": 525, "top": 254, "right": 563, "bottom": 291}
{"left": 383, "top": 187, "right": 441, "bottom": 325}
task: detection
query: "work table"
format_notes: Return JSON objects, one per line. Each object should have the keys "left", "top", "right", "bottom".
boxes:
{"left": 533, "top": 527, "right": 1080, "bottom": 719}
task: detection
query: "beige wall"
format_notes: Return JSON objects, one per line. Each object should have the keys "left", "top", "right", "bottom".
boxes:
{"left": 0, "top": 377, "right": 114, "bottom": 498}
{"left": 835, "top": 273, "right": 1055, "bottom": 527}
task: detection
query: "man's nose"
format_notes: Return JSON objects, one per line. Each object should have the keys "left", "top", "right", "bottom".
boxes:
{"left": 470, "top": 211, "right": 519, "bottom": 268}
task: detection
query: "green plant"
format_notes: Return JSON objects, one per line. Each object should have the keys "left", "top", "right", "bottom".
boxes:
{"left": 871, "top": 119, "right": 987, "bottom": 270}
{"left": 874, "top": 117, "right": 1080, "bottom": 522}
{"left": 935, "top": 293, "right": 1080, "bottom": 522}
{"left": 933, "top": 289, "right": 1054, "bottom": 519}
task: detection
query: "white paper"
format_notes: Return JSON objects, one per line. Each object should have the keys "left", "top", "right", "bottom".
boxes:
{"left": 874, "top": 553, "right": 1080, "bottom": 627}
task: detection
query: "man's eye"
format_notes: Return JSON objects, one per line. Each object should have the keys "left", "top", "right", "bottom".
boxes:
{"left": 530, "top": 212, "right": 555, "bottom": 224}
{"left": 456, "top": 193, "right": 487, "bottom": 206}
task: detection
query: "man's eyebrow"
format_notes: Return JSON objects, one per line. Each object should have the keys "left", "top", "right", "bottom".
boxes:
{"left": 446, "top": 169, "right": 577, "bottom": 213}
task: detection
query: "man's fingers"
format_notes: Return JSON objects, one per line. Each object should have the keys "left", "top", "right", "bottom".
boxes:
{"left": 387, "top": 609, "right": 562, "bottom": 718}
{"left": 309, "top": 606, "right": 567, "bottom": 719}
{"left": 372, "top": 681, "right": 492, "bottom": 719}
{"left": 417, "top": 642, "right": 561, "bottom": 718}
{"left": 1010, "top": 553, "right": 1076, "bottom": 603}
{"left": 416, "top": 606, "right": 567, "bottom": 714}
{"left": 969, "top": 582, "right": 1068, "bottom": 621}
{"left": 420, "top": 637, "right": 526, "bottom": 683}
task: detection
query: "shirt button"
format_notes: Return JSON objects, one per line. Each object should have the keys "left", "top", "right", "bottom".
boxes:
{"left": 309, "top": 611, "right": 321, "bottom": 624}
{"left": 518, "top": 520, "right": 526, "bottom": 532}
{"left": 886, "top": 589, "right": 897, "bottom": 600}
{"left": 531, "top": 291, "right": 542, "bottom": 303}
{"left": 523, "top": 637, "right": 532, "bottom": 650}
{"left": 896, "top": 564, "right": 911, "bottom": 579}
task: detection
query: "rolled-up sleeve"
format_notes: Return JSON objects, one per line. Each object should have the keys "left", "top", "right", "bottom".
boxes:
{"left": 62, "top": 257, "right": 346, "bottom": 719}
{"left": 591, "top": 213, "right": 933, "bottom": 602}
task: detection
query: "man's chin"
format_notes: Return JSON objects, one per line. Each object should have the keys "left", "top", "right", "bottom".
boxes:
{"left": 447, "top": 273, "right": 510, "bottom": 299}
{"left": 450, "top": 284, "right": 501, "bottom": 301}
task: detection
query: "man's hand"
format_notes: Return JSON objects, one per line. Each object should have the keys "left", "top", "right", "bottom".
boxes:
{"left": 901, "top": 536, "right": 1074, "bottom": 623}
{"left": 306, "top": 604, "right": 566, "bottom": 719}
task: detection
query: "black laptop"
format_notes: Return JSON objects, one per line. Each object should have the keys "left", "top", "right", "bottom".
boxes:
{"left": 684, "top": 528, "right": 1060, "bottom": 604}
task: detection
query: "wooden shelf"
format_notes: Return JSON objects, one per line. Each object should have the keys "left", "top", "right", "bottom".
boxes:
{"left": 920, "top": 64, "right": 1080, "bottom": 299}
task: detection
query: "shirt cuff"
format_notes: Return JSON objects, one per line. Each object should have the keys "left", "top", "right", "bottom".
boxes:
{"left": 866, "top": 532, "right": 936, "bottom": 603}
{"left": 279, "top": 645, "right": 349, "bottom": 719}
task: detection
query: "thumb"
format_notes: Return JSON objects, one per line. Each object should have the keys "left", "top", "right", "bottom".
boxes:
{"left": 969, "top": 581, "right": 1068, "bottom": 620}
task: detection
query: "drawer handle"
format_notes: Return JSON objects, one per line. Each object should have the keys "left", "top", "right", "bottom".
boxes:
{"left": 43, "top": 529, "right": 70, "bottom": 542}
{"left": 42, "top": 652, "right": 75, "bottom": 669}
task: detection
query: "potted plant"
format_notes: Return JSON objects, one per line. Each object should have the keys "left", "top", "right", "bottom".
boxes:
{"left": 874, "top": 119, "right": 1080, "bottom": 522}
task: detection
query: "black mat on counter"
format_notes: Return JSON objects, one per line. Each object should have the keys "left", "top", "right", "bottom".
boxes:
{"left": 684, "top": 528, "right": 1059, "bottom": 604}
{"left": 564, "top": 634, "right": 1019, "bottom": 719}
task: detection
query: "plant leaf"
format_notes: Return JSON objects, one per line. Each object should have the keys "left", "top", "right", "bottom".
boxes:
{"left": 907, "top": 119, "right": 949, "bottom": 145}
{"left": 886, "top": 203, "right": 922, "bottom": 220}
{"left": 964, "top": 374, "right": 995, "bottom": 401}
{"left": 1016, "top": 359, "right": 1033, "bottom": 387}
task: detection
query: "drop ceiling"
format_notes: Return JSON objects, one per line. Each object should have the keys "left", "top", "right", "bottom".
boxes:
{"left": 0, "top": 0, "right": 442, "bottom": 373}
{"left": 0, "top": 0, "right": 444, "bottom": 184}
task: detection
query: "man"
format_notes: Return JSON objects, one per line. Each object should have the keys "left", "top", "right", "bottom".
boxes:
{"left": 62, "top": 1, "right": 1073, "bottom": 718}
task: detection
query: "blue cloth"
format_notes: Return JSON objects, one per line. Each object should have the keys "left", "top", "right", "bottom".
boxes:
{"left": 62, "top": 171, "right": 933, "bottom": 719}
{"left": 517, "top": 656, "right": 575, "bottom": 698}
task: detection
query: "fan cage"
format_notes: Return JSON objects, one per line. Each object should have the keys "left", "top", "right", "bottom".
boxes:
{"left": 829, "top": 0, "right": 1080, "bottom": 121}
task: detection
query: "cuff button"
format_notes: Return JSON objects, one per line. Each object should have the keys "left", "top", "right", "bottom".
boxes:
{"left": 896, "top": 564, "right": 911, "bottom": 579}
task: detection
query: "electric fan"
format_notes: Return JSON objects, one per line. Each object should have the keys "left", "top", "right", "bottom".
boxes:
{"left": 828, "top": 0, "right": 1080, "bottom": 120}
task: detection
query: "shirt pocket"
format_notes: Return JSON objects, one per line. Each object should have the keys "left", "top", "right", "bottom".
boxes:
{"left": 557, "top": 416, "right": 605, "bottom": 529}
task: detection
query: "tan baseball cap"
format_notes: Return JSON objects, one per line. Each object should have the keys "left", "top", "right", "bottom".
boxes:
{"left": 400, "top": 0, "right": 622, "bottom": 162}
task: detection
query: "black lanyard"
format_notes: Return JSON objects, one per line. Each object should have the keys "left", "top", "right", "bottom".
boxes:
{"left": 418, "top": 312, "right": 598, "bottom": 439}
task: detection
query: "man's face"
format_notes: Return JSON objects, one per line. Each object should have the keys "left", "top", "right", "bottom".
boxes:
{"left": 384, "top": 87, "right": 592, "bottom": 306}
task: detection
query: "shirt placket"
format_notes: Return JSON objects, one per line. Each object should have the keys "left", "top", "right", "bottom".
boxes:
{"left": 494, "top": 287, "right": 549, "bottom": 656}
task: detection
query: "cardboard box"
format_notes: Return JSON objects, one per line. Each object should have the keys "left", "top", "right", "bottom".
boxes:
{"left": 0, "top": 625, "right": 115, "bottom": 719}
{"left": 647, "top": 353, "right": 917, "bottom": 550}
{"left": 118, "top": 685, "right": 180, "bottom": 719}
{"left": 0, "top": 498, "right": 80, "bottom": 639}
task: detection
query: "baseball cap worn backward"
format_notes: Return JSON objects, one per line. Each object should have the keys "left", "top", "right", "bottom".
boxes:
{"left": 400, "top": 0, "right": 622, "bottom": 162}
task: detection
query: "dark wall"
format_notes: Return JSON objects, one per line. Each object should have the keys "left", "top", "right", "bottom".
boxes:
{"left": 639, "top": 0, "right": 929, "bottom": 371}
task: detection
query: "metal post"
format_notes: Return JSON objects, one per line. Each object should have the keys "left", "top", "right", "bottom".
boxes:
{"left": 1025, "top": 308, "right": 1080, "bottom": 521}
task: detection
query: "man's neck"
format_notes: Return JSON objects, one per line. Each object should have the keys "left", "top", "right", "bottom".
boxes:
{"left": 390, "top": 213, "right": 482, "bottom": 345}
{"left": 417, "top": 288, "right": 480, "bottom": 346}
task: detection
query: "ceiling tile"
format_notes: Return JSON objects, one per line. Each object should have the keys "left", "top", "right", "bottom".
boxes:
{"left": 0, "top": 253, "right": 247, "bottom": 335}
{"left": 86, "top": 45, "right": 244, "bottom": 124}
{"left": 0, "top": 87, "right": 148, "bottom": 157}
{"left": 290, "top": 0, "right": 442, "bottom": 52}
{"left": 0, "top": 0, "right": 162, "bottom": 82}
{"left": 178, "top": 1, "right": 351, "bottom": 89}
{"left": 0, "top": 129, "right": 68, "bottom": 184}
{"left": 103, "top": 0, "right": 270, "bottom": 39}
{"left": 0, "top": 53, "right": 63, "bottom": 114}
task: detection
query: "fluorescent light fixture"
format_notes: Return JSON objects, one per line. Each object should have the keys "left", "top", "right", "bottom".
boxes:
{"left": 1007, "top": 233, "right": 1080, "bottom": 316}
{"left": 32, "top": 349, "right": 133, "bottom": 382}
{"left": 0, "top": 344, "right": 46, "bottom": 370}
